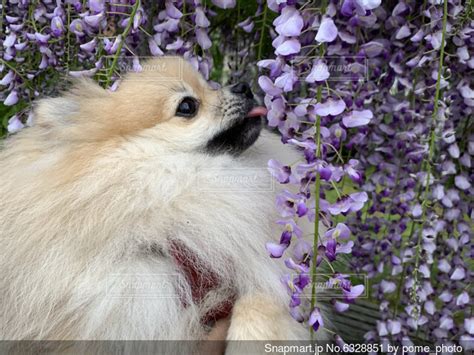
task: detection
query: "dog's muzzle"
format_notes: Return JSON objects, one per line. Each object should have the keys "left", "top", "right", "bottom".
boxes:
{"left": 204, "top": 83, "right": 267, "bottom": 156}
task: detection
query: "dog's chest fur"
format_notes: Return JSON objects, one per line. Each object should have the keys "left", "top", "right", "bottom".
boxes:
{"left": 0, "top": 130, "right": 305, "bottom": 340}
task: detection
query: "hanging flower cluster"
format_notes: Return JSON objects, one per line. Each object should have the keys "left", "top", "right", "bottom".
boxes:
{"left": 1, "top": 0, "right": 472, "bottom": 348}
{"left": 259, "top": 0, "right": 472, "bottom": 347}
{"left": 344, "top": 0, "right": 473, "bottom": 348}
{"left": 259, "top": 0, "right": 379, "bottom": 338}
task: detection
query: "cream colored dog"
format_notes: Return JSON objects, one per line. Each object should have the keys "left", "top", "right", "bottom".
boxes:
{"left": 0, "top": 57, "right": 313, "bottom": 347}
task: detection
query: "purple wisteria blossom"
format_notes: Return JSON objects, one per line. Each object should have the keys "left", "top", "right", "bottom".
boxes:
{"left": 258, "top": 0, "right": 472, "bottom": 346}
{"left": 258, "top": 0, "right": 373, "bottom": 339}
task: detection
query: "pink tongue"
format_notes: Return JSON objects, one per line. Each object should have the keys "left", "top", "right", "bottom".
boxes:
{"left": 246, "top": 106, "right": 268, "bottom": 118}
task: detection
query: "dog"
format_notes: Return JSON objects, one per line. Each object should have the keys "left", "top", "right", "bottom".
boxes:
{"left": 0, "top": 57, "right": 319, "bottom": 349}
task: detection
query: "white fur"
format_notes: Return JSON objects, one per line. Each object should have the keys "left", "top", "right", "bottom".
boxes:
{"left": 0, "top": 125, "right": 316, "bottom": 341}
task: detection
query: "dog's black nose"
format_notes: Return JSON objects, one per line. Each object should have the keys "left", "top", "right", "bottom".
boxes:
{"left": 231, "top": 82, "right": 253, "bottom": 99}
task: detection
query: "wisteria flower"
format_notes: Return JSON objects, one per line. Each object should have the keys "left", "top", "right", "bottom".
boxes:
{"left": 306, "top": 60, "right": 330, "bottom": 82}
{"left": 342, "top": 110, "right": 373, "bottom": 128}
{"left": 315, "top": 17, "right": 338, "bottom": 43}
{"left": 268, "top": 159, "right": 291, "bottom": 183}
{"left": 274, "top": 6, "right": 304, "bottom": 37}
{"left": 275, "top": 38, "right": 301, "bottom": 56}
{"left": 308, "top": 307, "right": 324, "bottom": 331}
{"left": 314, "top": 98, "right": 346, "bottom": 116}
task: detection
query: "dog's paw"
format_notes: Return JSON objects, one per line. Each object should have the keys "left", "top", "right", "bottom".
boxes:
{"left": 226, "top": 293, "right": 307, "bottom": 341}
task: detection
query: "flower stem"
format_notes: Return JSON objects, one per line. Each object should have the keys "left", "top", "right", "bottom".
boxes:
{"left": 0, "top": 0, "right": 5, "bottom": 33}
{"left": 310, "top": 117, "right": 321, "bottom": 341}
{"left": 104, "top": 0, "right": 141, "bottom": 88}
{"left": 66, "top": 3, "right": 71, "bottom": 73}
{"left": 310, "top": 43, "right": 325, "bottom": 340}
{"left": 394, "top": 0, "right": 449, "bottom": 319}
{"left": 414, "top": 0, "right": 448, "bottom": 280}
{"left": 181, "top": 0, "right": 186, "bottom": 38}
{"left": 257, "top": 3, "right": 268, "bottom": 61}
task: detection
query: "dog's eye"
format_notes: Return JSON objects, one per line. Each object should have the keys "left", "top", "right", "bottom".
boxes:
{"left": 176, "top": 97, "right": 199, "bottom": 118}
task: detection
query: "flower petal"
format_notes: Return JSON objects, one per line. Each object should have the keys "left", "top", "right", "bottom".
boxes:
{"left": 7, "top": 114, "right": 24, "bottom": 133}
{"left": 343, "top": 109, "right": 373, "bottom": 127}
{"left": 306, "top": 60, "right": 330, "bottom": 82}
{"left": 275, "top": 38, "right": 301, "bottom": 56}
{"left": 334, "top": 301, "right": 350, "bottom": 312}
{"left": 274, "top": 6, "right": 304, "bottom": 37}
{"left": 195, "top": 7, "right": 210, "bottom": 27}
{"left": 356, "top": 0, "right": 381, "bottom": 10}
{"left": 314, "top": 99, "right": 346, "bottom": 116}
{"left": 454, "top": 175, "right": 471, "bottom": 190}
{"left": 343, "top": 284, "right": 365, "bottom": 299}
{"left": 4, "top": 90, "right": 19, "bottom": 106}
{"left": 258, "top": 76, "right": 282, "bottom": 96}
{"left": 315, "top": 17, "right": 338, "bottom": 43}
{"left": 265, "top": 242, "right": 288, "bottom": 258}
{"left": 196, "top": 28, "right": 212, "bottom": 49}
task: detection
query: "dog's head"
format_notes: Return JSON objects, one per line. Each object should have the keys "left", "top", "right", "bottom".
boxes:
{"left": 34, "top": 57, "right": 267, "bottom": 156}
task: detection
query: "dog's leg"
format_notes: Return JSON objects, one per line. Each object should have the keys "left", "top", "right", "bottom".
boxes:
{"left": 225, "top": 292, "right": 308, "bottom": 354}
{"left": 227, "top": 293, "right": 300, "bottom": 340}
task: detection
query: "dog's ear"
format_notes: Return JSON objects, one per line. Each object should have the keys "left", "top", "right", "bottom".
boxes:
{"left": 33, "top": 78, "right": 106, "bottom": 127}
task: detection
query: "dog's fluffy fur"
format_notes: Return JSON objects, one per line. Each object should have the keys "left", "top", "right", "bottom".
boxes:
{"left": 0, "top": 57, "right": 317, "bottom": 343}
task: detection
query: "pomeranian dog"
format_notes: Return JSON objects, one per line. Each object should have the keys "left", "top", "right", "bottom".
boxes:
{"left": 0, "top": 57, "right": 316, "bottom": 347}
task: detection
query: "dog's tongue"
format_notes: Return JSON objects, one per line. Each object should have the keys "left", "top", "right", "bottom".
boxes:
{"left": 246, "top": 106, "right": 268, "bottom": 118}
